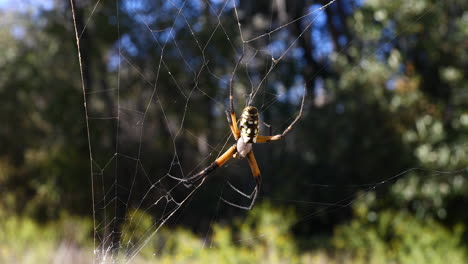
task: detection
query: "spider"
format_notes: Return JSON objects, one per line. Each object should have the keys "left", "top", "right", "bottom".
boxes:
{"left": 179, "top": 57, "right": 305, "bottom": 210}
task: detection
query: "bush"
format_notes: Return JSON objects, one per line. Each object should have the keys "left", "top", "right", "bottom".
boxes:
{"left": 332, "top": 199, "right": 467, "bottom": 264}
{"left": 152, "top": 202, "right": 300, "bottom": 264}
{"left": 0, "top": 212, "right": 93, "bottom": 264}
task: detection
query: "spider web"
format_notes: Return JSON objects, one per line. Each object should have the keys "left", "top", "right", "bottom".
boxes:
{"left": 69, "top": 0, "right": 465, "bottom": 263}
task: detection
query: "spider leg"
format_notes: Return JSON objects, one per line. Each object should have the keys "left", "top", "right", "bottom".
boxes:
{"left": 169, "top": 145, "right": 237, "bottom": 188}
{"left": 256, "top": 86, "right": 306, "bottom": 143}
{"left": 226, "top": 54, "right": 244, "bottom": 140}
{"left": 226, "top": 110, "right": 240, "bottom": 140}
{"left": 221, "top": 188, "right": 257, "bottom": 210}
{"left": 221, "top": 151, "right": 261, "bottom": 210}
{"left": 226, "top": 181, "right": 257, "bottom": 199}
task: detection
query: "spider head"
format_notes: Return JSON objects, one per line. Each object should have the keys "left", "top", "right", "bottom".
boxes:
{"left": 246, "top": 106, "right": 258, "bottom": 115}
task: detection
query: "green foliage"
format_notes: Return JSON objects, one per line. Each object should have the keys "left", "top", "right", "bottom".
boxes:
{"left": 0, "top": 212, "right": 93, "bottom": 264}
{"left": 120, "top": 209, "right": 159, "bottom": 259}
{"left": 150, "top": 203, "right": 300, "bottom": 264}
{"left": 120, "top": 203, "right": 468, "bottom": 263}
{"left": 0, "top": 7, "right": 90, "bottom": 219}
{"left": 317, "top": 0, "right": 468, "bottom": 224}
{"left": 2, "top": 204, "right": 467, "bottom": 263}
{"left": 333, "top": 197, "right": 467, "bottom": 264}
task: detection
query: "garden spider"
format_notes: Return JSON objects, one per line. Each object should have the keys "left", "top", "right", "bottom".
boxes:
{"left": 180, "top": 57, "right": 305, "bottom": 210}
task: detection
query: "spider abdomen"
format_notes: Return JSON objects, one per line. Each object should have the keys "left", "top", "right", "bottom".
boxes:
{"left": 239, "top": 106, "right": 259, "bottom": 144}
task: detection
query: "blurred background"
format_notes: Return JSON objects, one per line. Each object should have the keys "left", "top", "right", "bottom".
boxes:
{"left": 1, "top": 0, "right": 467, "bottom": 263}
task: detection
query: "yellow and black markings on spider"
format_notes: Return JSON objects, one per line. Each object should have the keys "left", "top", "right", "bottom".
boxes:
{"left": 182, "top": 56, "right": 305, "bottom": 210}
{"left": 235, "top": 106, "right": 259, "bottom": 158}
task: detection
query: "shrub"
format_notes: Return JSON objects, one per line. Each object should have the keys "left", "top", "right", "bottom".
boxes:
{"left": 332, "top": 200, "right": 466, "bottom": 264}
